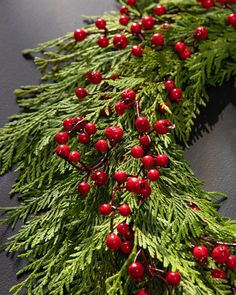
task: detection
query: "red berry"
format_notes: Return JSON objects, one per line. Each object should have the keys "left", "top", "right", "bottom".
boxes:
{"left": 105, "top": 126, "right": 124, "bottom": 142}
{"left": 166, "top": 272, "right": 181, "bottom": 286}
{"left": 120, "top": 6, "right": 129, "bottom": 14}
{"left": 68, "top": 151, "right": 80, "bottom": 162}
{"left": 78, "top": 133, "right": 90, "bottom": 144}
{"left": 201, "top": 0, "right": 215, "bottom": 9}
{"left": 152, "top": 33, "right": 164, "bottom": 46}
{"left": 74, "top": 29, "right": 88, "bottom": 42}
{"left": 113, "top": 34, "right": 128, "bottom": 49}
{"left": 227, "top": 256, "right": 236, "bottom": 270}
{"left": 156, "top": 154, "right": 169, "bottom": 167}
{"left": 164, "top": 80, "right": 175, "bottom": 91}
{"left": 120, "top": 241, "right": 133, "bottom": 254}
{"left": 169, "top": 88, "right": 183, "bottom": 102}
{"left": 135, "top": 116, "right": 150, "bottom": 133}
{"left": 174, "top": 42, "right": 186, "bottom": 54}
{"left": 77, "top": 181, "right": 90, "bottom": 196}
{"left": 212, "top": 245, "right": 230, "bottom": 264}
{"left": 96, "top": 140, "right": 109, "bottom": 153}
{"left": 91, "top": 171, "right": 108, "bottom": 185}
{"left": 230, "top": 0, "right": 236, "bottom": 3}
{"left": 147, "top": 169, "right": 160, "bottom": 181}
{"left": 128, "top": 262, "right": 145, "bottom": 279}
{"left": 117, "top": 222, "right": 130, "bottom": 236}
{"left": 114, "top": 171, "right": 127, "bottom": 183}
{"left": 211, "top": 268, "right": 226, "bottom": 279}
{"left": 139, "top": 135, "right": 151, "bottom": 146}
{"left": 106, "top": 233, "right": 121, "bottom": 251}
{"left": 119, "top": 204, "right": 131, "bottom": 216}
{"left": 126, "top": 177, "right": 142, "bottom": 194}
{"left": 154, "top": 4, "right": 166, "bottom": 16}
{"left": 56, "top": 145, "right": 70, "bottom": 158}
{"left": 95, "top": 19, "right": 106, "bottom": 29}
{"left": 84, "top": 122, "right": 97, "bottom": 135}
{"left": 86, "top": 71, "right": 103, "bottom": 84}
{"left": 120, "top": 15, "right": 130, "bottom": 26}
{"left": 195, "top": 26, "right": 208, "bottom": 40}
{"left": 115, "top": 101, "right": 127, "bottom": 115}
{"left": 158, "top": 101, "right": 170, "bottom": 114}
{"left": 179, "top": 47, "right": 191, "bottom": 60}
{"left": 75, "top": 87, "right": 88, "bottom": 99}
{"left": 121, "top": 89, "right": 136, "bottom": 104}
{"left": 98, "top": 36, "right": 109, "bottom": 48}
{"left": 190, "top": 204, "right": 201, "bottom": 211}
{"left": 153, "top": 120, "right": 173, "bottom": 134}
{"left": 227, "top": 14, "right": 236, "bottom": 27}
{"left": 137, "top": 290, "right": 150, "bottom": 295}
{"left": 193, "top": 245, "right": 209, "bottom": 263}
{"left": 131, "top": 146, "right": 144, "bottom": 158}
{"left": 142, "top": 16, "right": 156, "bottom": 30}
{"left": 127, "top": 0, "right": 136, "bottom": 5}
{"left": 142, "top": 155, "right": 154, "bottom": 168}
{"left": 131, "top": 45, "right": 143, "bottom": 57}
{"left": 99, "top": 204, "right": 113, "bottom": 216}
{"left": 140, "top": 180, "right": 152, "bottom": 199}
{"left": 63, "top": 118, "right": 75, "bottom": 131}
{"left": 131, "top": 23, "right": 142, "bottom": 34}
{"left": 55, "top": 132, "right": 69, "bottom": 144}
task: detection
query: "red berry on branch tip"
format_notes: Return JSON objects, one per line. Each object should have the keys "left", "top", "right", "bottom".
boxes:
{"left": 179, "top": 47, "right": 191, "bottom": 60}
{"left": 119, "top": 15, "right": 130, "bottom": 26}
{"left": 84, "top": 122, "right": 97, "bottom": 135}
{"left": 99, "top": 204, "right": 113, "bottom": 216}
{"left": 211, "top": 268, "right": 226, "bottom": 279}
{"left": 96, "top": 140, "right": 109, "bottom": 153}
{"left": 68, "top": 151, "right": 80, "bottom": 163}
{"left": 91, "top": 171, "right": 108, "bottom": 185}
{"left": 212, "top": 245, "right": 230, "bottom": 264}
{"left": 77, "top": 182, "right": 90, "bottom": 196}
{"left": 154, "top": 120, "right": 173, "bottom": 134}
{"left": 114, "top": 171, "right": 127, "bottom": 183}
{"left": 128, "top": 262, "right": 145, "bottom": 279}
{"left": 131, "top": 146, "right": 144, "bottom": 158}
{"left": 174, "top": 42, "right": 186, "bottom": 54}
{"left": 75, "top": 87, "right": 88, "bottom": 99}
{"left": 63, "top": 118, "right": 75, "bottom": 130}
{"left": 227, "top": 256, "right": 236, "bottom": 270}
{"left": 154, "top": 4, "right": 166, "bottom": 16}
{"left": 95, "top": 19, "right": 106, "bottom": 29}
{"left": 55, "top": 132, "right": 69, "bottom": 144}
{"left": 147, "top": 169, "right": 160, "bottom": 181}
{"left": 164, "top": 80, "right": 175, "bottom": 91}
{"left": 74, "top": 29, "right": 88, "bottom": 42}
{"left": 142, "top": 155, "right": 154, "bottom": 168}
{"left": 169, "top": 88, "right": 183, "bottom": 102}
{"left": 156, "top": 154, "right": 169, "bottom": 167}
{"left": 117, "top": 222, "right": 131, "bottom": 236}
{"left": 126, "top": 177, "right": 142, "bottom": 194}
{"left": 142, "top": 16, "right": 156, "bottom": 30}
{"left": 195, "top": 26, "right": 208, "bottom": 40}
{"left": 135, "top": 116, "right": 150, "bottom": 133}
{"left": 56, "top": 145, "right": 70, "bottom": 158}
{"left": 106, "top": 233, "right": 121, "bottom": 251}
{"left": 120, "top": 241, "right": 133, "bottom": 255}
{"left": 131, "top": 23, "right": 142, "bottom": 34}
{"left": 115, "top": 101, "right": 127, "bottom": 115}
{"left": 193, "top": 245, "right": 209, "bottom": 263}
{"left": 121, "top": 89, "right": 136, "bottom": 104}
{"left": 98, "top": 36, "right": 109, "bottom": 48}
{"left": 166, "top": 272, "right": 181, "bottom": 286}
{"left": 131, "top": 45, "right": 143, "bottom": 57}
{"left": 105, "top": 126, "right": 124, "bottom": 142}
{"left": 152, "top": 33, "right": 164, "bottom": 46}
{"left": 86, "top": 71, "right": 103, "bottom": 84}
{"left": 139, "top": 135, "right": 151, "bottom": 146}
{"left": 137, "top": 290, "right": 150, "bottom": 295}
{"left": 119, "top": 204, "right": 131, "bottom": 217}
{"left": 78, "top": 133, "right": 90, "bottom": 144}
{"left": 120, "top": 6, "right": 129, "bottom": 14}
{"left": 113, "top": 34, "right": 128, "bottom": 49}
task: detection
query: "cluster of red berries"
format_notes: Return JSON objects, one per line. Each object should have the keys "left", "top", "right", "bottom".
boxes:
{"left": 164, "top": 80, "right": 183, "bottom": 103}
{"left": 106, "top": 222, "right": 134, "bottom": 255}
{"left": 193, "top": 244, "right": 236, "bottom": 279}
{"left": 115, "top": 89, "right": 136, "bottom": 115}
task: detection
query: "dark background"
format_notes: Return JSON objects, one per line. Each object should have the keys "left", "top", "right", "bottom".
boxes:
{"left": 0, "top": 0, "right": 235, "bottom": 294}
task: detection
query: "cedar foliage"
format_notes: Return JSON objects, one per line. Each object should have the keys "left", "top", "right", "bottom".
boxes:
{"left": 0, "top": 0, "right": 236, "bottom": 294}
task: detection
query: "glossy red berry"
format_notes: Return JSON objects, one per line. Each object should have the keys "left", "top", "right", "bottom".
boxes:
{"left": 164, "top": 80, "right": 175, "bottom": 91}
{"left": 152, "top": 33, "right": 164, "bottom": 46}
{"left": 211, "top": 268, "right": 226, "bottom": 279}
{"left": 121, "top": 89, "right": 136, "bottom": 104}
{"left": 166, "top": 272, "right": 181, "bottom": 286}
{"left": 114, "top": 171, "right": 127, "bottom": 183}
{"left": 137, "top": 290, "right": 150, "bottom": 295}
{"left": 115, "top": 101, "right": 127, "bottom": 115}
{"left": 55, "top": 132, "right": 69, "bottom": 144}
{"left": 128, "top": 262, "right": 145, "bottom": 279}
{"left": 158, "top": 101, "right": 170, "bottom": 114}
{"left": 117, "top": 222, "right": 130, "bottom": 236}
{"left": 193, "top": 245, "right": 209, "bottom": 263}
{"left": 227, "top": 256, "right": 236, "bottom": 270}
{"left": 74, "top": 29, "right": 88, "bottom": 42}
{"left": 212, "top": 245, "right": 230, "bottom": 264}
{"left": 154, "top": 120, "right": 173, "bottom": 134}
{"left": 139, "top": 135, "right": 151, "bottom": 146}
{"left": 131, "top": 146, "right": 144, "bottom": 158}
{"left": 179, "top": 47, "right": 191, "bottom": 60}
{"left": 131, "top": 45, "right": 143, "bottom": 57}
{"left": 86, "top": 71, "right": 103, "bottom": 84}
{"left": 120, "top": 6, "right": 129, "bottom": 14}
{"left": 119, "top": 204, "right": 131, "bottom": 216}
{"left": 63, "top": 118, "right": 75, "bottom": 131}
{"left": 96, "top": 140, "right": 109, "bottom": 153}
{"left": 105, "top": 126, "right": 124, "bottom": 142}
{"left": 131, "top": 23, "right": 142, "bottom": 34}
{"left": 77, "top": 181, "right": 90, "bottom": 196}
{"left": 56, "top": 145, "right": 70, "bottom": 158}
{"left": 113, "top": 34, "right": 128, "bottom": 49}
{"left": 142, "top": 16, "right": 155, "bottom": 30}
{"left": 91, "top": 171, "right": 108, "bottom": 185}
{"left": 195, "top": 26, "right": 208, "bottom": 40}
{"left": 127, "top": 0, "right": 136, "bottom": 5}
{"left": 106, "top": 233, "right": 121, "bottom": 251}
{"left": 156, "top": 154, "right": 169, "bottom": 167}
{"left": 140, "top": 180, "right": 152, "bottom": 199}
{"left": 169, "top": 88, "right": 183, "bottom": 102}
{"left": 99, "top": 204, "right": 113, "bottom": 216}
{"left": 201, "top": 0, "right": 215, "bottom": 9}
{"left": 190, "top": 204, "right": 201, "bottom": 210}
{"left": 84, "top": 123, "right": 97, "bottom": 135}
{"left": 98, "top": 36, "right": 109, "bottom": 48}
{"left": 227, "top": 14, "right": 236, "bottom": 27}
{"left": 142, "top": 155, "right": 154, "bottom": 168}
{"left": 154, "top": 4, "right": 166, "bottom": 16}
{"left": 78, "top": 133, "right": 90, "bottom": 144}
{"left": 120, "top": 241, "right": 133, "bottom": 254}
{"left": 126, "top": 177, "right": 142, "bottom": 194}
{"left": 120, "top": 15, "right": 130, "bottom": 26}
{"left": 68, "top": 151, "right": 80, "bottom": 162}
{"left": 135, "top": 116, "right": 150, "bottom": 133}
{"left": 95, "top": 18, "right": 106, "bottom": 29}
{"left": 174, "top": 42, "right": 186, "bottom": 54}
{"left": 75, "top": 87, "right": 88, "bottom": 99}
{"left": 147, "top": 169, "right": 160, "bottom": 181}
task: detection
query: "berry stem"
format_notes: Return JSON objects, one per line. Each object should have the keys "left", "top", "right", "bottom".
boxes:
{"left": 200, "top": 237, "right": 236, "bottom": 247}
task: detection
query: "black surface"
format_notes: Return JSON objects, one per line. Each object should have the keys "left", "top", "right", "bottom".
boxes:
{"left": 0, "top": 1, "right": 235, "bottom": 294}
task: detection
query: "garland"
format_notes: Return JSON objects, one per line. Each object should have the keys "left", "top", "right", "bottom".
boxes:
{"left": 0, "top": 0, "right": 236, "bottom": 294}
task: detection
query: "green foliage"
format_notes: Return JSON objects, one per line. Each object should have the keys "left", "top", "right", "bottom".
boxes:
{"left": 0, "top": 0, "right": 236, "bottom": 294}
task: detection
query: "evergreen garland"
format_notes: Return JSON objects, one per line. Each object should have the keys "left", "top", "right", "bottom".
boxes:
{"left": 0, "top": 0, "right": 236, "bottom": 294}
